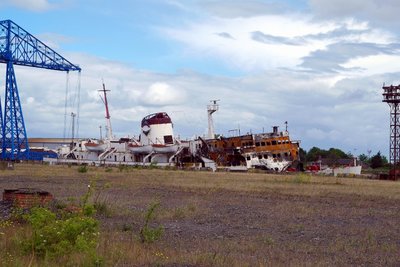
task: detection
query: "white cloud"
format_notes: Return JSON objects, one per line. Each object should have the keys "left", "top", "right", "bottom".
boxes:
{"left": 3, "top": 0, "right": 57, "bottom": 12}
{"left": 309, "top": 0, "right": 400, "bottom": 28}
{"left": 305, "top": 128, "right": 341, "bottom": 141}
{"left": 162, "top": 15, "right": 339, "bottom": 71}
{"left": 26, "top": 97, "right": 35, "bottom": 104}
{"left": 341, "top": 54, "right": 400, "bottom": 76}
{"left": 160, "top": 12, "right": 395, "bottom": 74}
{"left": 200, "top": 0, "right": 287, "bottom": 18}
{"left": 142, "top": 82, "right": 187, "bottom": 106}
{"left": 36, "top": 33, "right": 75, "bottom": 50}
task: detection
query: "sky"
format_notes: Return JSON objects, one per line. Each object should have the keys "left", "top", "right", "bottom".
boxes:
{"left": 1, "top": 0, "right": 399, "bottom": 157}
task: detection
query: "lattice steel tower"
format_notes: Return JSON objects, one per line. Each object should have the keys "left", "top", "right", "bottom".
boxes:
{"left": 382, "top": 84, "right": 400, "bottom": 179}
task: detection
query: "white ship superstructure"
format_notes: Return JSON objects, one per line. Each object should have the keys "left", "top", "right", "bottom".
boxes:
{"left": 55, "top": 112, "right": 185, "bottom": 166}
{"left": 129, "top": 112, "right": 183, "bottom": 163}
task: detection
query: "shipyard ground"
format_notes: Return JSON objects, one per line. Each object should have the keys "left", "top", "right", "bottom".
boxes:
{"left": 1, "top": 164, "right": 399, "bottom": 266}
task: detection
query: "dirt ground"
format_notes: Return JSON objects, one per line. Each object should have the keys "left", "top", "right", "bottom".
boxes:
{"left": 1, "top": 164, "right": 400, "bottom": 266}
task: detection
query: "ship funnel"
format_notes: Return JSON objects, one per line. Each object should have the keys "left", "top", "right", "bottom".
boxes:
{"left": 273, "top": 126, "right": 279, "bottom": 135}
{"left": 207, "top": 100, "right": 219, "bottom": 139}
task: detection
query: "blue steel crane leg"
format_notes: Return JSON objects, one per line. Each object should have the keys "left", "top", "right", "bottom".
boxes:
{"left": 2, "top": 61, "right": 29, "bottom": 160}
{"left": 0, "top": 96, "right": 3, "bottom": 153}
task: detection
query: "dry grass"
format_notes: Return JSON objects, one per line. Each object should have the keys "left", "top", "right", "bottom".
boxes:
{"left": 1, "top": 163, "right": 400, "bottom": 266}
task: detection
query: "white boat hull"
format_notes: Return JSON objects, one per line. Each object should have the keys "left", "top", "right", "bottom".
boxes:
{"left": 244, "top": 152, "right": 291, "bottom": 172}
{"left": 129, "top": 144, "right": 153, "bottom": 154}
{"left": 129, "top": 144, "right": 179, "bottom": 154}
{"left": 153, "top": 144, "right": 179, "bottom": 153}
{"left": 85, "top": 143, "right": 108, "bottom": 152}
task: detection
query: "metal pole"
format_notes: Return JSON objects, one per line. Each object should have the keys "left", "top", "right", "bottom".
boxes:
{"left": 71, "top": 112, "right": 76, "bottom": 150}
{"left": 394, "top": 104, "right": 397, "bottom": 180}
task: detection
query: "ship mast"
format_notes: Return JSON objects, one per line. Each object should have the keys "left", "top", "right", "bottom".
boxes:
{"left": 207, "top": 99, "right": 219, "bottom": 139}
{"left": 99, "top": 83, "right": 113, "bottom": 139}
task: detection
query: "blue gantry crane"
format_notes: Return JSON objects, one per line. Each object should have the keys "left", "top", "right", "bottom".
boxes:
{"left": 0, "top": 19, "right": 81, "bottom": 160}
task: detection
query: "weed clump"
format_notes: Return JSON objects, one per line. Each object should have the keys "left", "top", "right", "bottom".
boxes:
{"left": 292, "top": 173, "right": 311, "bottom": 184}
{"left": 90, "top": 178, "right": 112, "bottom": 217}
{"left": 140, "top": 201, "right": 164, "bottom": 243}
{"left": 78, "top": 165, "right": 88, "bottom": 173}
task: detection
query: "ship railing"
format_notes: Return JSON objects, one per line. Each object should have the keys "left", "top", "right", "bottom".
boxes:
{"left": 168, "top": 145, "right": 185, "bottom": 163}
{"left": 63, "top": 145, "right": 79, "bottom": 159}
{"left": 98, "top": 147, "right": 117, "bottom": 161}
{"left": 143, "top": 151, "right": 156, "bottom": 165}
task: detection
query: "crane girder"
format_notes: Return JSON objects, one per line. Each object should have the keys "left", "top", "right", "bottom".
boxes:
{"left": 0, "top": 19, "right": 81, "bottom": 72}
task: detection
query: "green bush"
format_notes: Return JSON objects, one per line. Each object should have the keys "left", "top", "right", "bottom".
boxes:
{"left": 23, "top": 207, "right": 99, "bottom": 258}
{"left": 140, "top": 224, "right": 164, "bottom": 243}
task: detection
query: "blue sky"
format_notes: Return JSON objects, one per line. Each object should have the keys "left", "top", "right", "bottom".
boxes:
{"left": 1, "top": 0, "right": 400, "bottom": 157}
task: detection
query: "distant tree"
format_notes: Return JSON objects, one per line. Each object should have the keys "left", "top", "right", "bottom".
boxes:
{"left": 306, "top": 147, "right": 349, "bottom": 162}
{"left": 306, "top": 147, "right": 325, "bottom": 162}
{"left": 327, "top": 148, "right": 349, "bottom": 160}
{"left": 299, "top": 147, "right": 307, "bottom": 162}
{"left": 358, "top": 154, "right": 369, "bottom": 163}
{"left": 323, "top": 148, "right": 348, "bottom": 165}
{"left": 370, "top": 152, "right": 385, "bottom": 169}
{"left": 382, "top": 155, "right": 389, "bottom": 165}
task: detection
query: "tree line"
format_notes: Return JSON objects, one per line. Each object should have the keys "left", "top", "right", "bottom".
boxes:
{"left": 299, "top": 147, "right": 388, "bottom": 169}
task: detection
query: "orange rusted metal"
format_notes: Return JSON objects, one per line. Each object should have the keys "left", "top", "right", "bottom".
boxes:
{"left": 203, "top": 130, "right": 300, "bottom": 168}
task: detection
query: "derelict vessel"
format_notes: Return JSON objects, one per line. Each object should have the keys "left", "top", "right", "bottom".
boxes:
{"left": 49, "top": 87, "right": 300, "bottom": 171}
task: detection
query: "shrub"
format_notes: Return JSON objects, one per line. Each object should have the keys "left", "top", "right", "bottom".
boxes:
{"left": 22, "top": 207, "right": 99, "bottom": 258}
{"left": 78, "top": 165, "right": 88, "bottom": 173}
{"left": 94, "top": 201, "right": 112, "bottom": 217}
{"left": 140, "top": 201, "right": 164, "bottom": 243}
